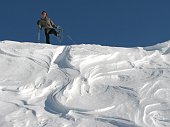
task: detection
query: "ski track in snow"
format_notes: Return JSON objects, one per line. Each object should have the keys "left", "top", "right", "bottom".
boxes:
{"left": 0, "top": 40, "right": 170, "bottom": 127}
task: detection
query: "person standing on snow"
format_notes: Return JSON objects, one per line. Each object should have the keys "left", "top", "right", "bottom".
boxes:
{"left": 37, "top": 11, "right": 59, "bottom": 44}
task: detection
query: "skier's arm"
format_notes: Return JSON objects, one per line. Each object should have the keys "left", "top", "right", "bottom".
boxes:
{"left": 50, "top": 19, "right": 58, "bottom": 28}
{"left": 37, "top": 20, "right": 42, "bottom": 29}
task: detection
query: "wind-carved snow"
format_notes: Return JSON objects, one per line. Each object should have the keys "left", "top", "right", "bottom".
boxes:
{"left": 0, "top": 40, "right": 170, "bottom": 127}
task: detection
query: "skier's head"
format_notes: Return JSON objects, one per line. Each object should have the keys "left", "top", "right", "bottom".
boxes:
{"left": 41, "top": 11, "right": 47, "bottom": 19}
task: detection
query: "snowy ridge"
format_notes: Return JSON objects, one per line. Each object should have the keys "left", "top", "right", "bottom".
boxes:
{"left": 0, "top": 40, "right": 170, "bottom": 127}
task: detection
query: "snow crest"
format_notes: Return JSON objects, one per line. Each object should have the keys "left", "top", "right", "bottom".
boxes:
{"left": 0, "top": 40, "right": 170, "bottom": 127}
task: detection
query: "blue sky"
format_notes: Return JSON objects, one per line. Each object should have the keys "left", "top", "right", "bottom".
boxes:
{"left": 0, "top": 0, "right": 170, "bottom": 47}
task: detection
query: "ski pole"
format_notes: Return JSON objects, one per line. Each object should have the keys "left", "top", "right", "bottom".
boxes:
{"left": 67, "top": 35, "right": 77, "bottom": 45}
{"left": 38, "top": 28, "right": 41, "bottom": 43}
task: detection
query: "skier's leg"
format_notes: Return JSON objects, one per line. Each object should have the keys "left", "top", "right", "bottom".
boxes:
{"left": 45, "top": 29, "right": 50, "bottom": 44}
{"left": 51, "top": 29, "right": 58, "bottom": 37}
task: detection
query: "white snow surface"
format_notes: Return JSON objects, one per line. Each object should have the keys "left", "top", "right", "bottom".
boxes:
{"left": 0, "top": 40, "right": 170, "bottom": 127}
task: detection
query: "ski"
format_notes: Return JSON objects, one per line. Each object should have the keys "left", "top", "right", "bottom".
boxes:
{"left": 56, "top": 26, "right": 64, "bottom": 43}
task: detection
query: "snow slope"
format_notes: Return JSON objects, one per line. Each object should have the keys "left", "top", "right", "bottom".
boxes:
{"left": 0, "top": 40, "right": 170, "bottom": 127}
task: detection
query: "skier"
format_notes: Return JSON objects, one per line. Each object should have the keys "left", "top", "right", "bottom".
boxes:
{"left": 37, "top": 11, "right": 59, "bottom": 44}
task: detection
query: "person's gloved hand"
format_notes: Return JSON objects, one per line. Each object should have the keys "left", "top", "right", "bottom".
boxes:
{"left": 55, "top": 25, "right": 60, "bottom": 30}
{"left": 38, "top": 25, "right": 42, "bottom": 30}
